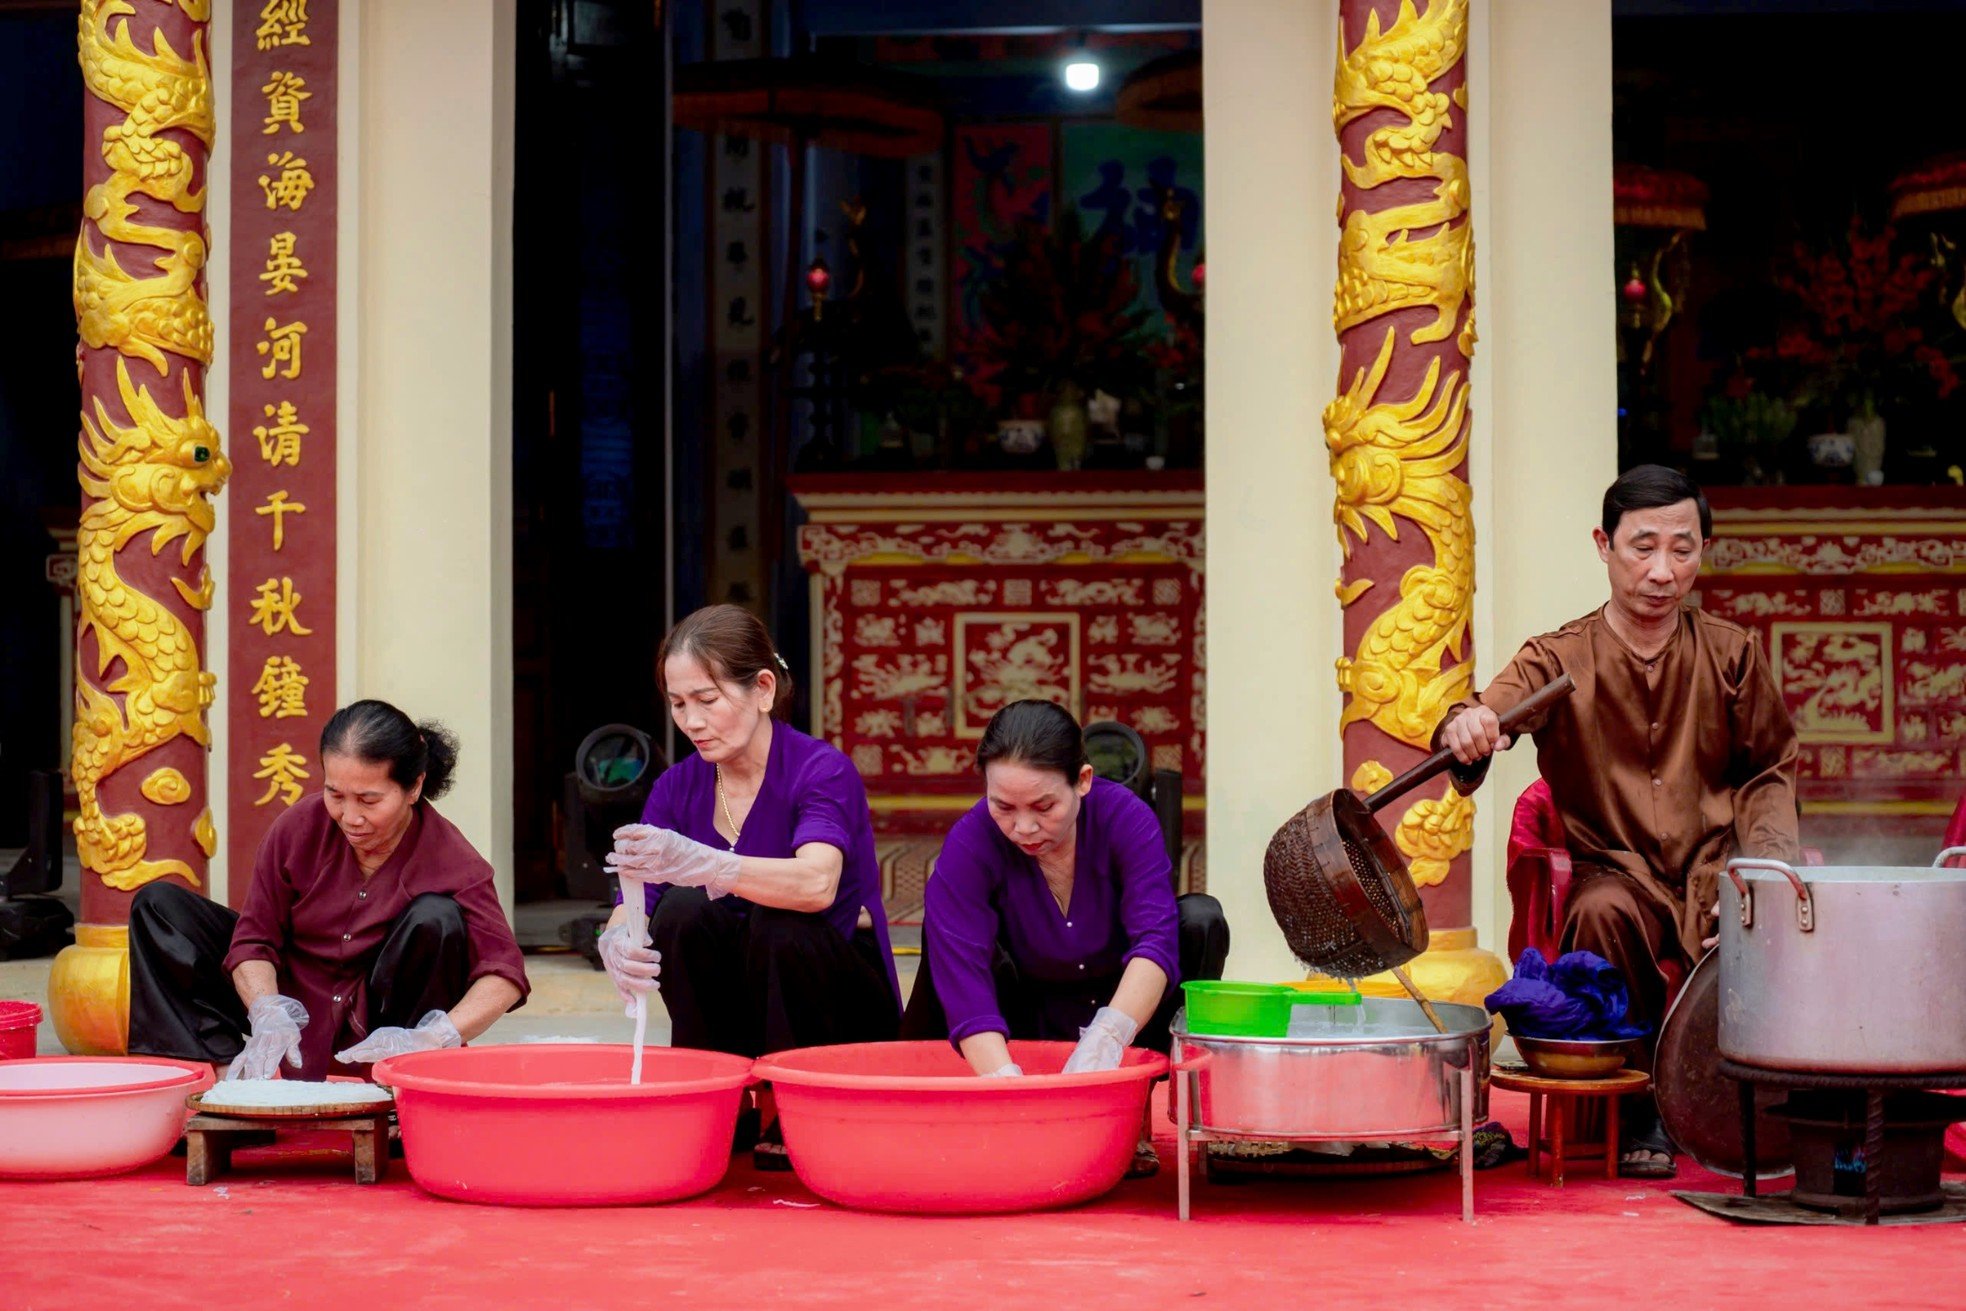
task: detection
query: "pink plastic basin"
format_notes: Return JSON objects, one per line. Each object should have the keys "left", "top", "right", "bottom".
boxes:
{"left": 0, "top": 1056, "right": 213, "bottom": 1179}
{"left": 752, "top": 1040, "right": 1168, "bottom": 1214}
{"left": 372, "top": 1044, "right": 753, "bottom": 1206}
{"left": 0, "top": 1001, "right": 40, "bottom": 1060}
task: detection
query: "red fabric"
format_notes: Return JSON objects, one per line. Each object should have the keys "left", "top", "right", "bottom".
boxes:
{"left": 1946, "top": 791, "right": 1966, "bottom": 1169}
{"left": 10, "top": 1083, "right": 1960, "bottom": 1308}
{"left": 1504, "top": 779, "right": 1571, "bottom": 963}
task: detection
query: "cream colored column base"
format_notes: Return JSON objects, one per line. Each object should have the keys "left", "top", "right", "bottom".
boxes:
{"left": 1304, "top": 928, "right": 1510, "bottom": 1036}
{"left": 48, "top": 924, "right": 131, "bottom": 1055}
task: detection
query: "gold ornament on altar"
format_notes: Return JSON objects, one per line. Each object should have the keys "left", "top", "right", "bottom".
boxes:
{"left": 1613, "top": 164, "right": 1707, "bottom": 373}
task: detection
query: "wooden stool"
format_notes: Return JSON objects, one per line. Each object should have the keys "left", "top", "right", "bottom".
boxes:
{"left": 184, "top": 1111, "right": 391, "bottom": 1186}
{"left": 1491, "top": 1066, "right": 1650, "bottom": 1186}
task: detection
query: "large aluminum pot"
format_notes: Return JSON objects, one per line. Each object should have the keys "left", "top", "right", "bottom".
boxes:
{"left": 1718, "top": 850, "right": 1966, "bottom": 1074}
{"left": 1172, "top": 998, "right": 1489, "bottom": 1140}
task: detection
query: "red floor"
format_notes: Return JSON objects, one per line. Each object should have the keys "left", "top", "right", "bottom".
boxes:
{"left": 10, "top": 1088, "right": 1965, "bottom": 1311}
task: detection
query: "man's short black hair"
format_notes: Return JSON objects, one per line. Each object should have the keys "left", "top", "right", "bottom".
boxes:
{"left": 1602, "top": 464, "right": 1712, "bottom": 542}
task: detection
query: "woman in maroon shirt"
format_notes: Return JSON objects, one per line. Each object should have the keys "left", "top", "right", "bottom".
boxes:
{"left": 126, "top": 700, "right": 529, "bottom": 1080}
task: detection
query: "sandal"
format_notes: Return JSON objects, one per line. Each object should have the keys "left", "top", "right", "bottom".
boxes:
{"left": 751, "top": 1118, "right": 793, "bottom": 1173}
{"left": 1127, "top": 1138, "right": 1160, "bottom": 1179}
{"left": 1618, "top": 1122, "right": 1677, "bottom": 1180}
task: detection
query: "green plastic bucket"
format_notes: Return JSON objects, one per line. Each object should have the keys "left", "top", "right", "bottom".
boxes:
{"left": 1180, "top": 981, "right": 1299, "bottom": 1037}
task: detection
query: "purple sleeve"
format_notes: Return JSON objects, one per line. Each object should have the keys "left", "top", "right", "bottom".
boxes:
{"left": 1110, "top": 791, "right": 1180, "bottom": 984}
{"left": 923, "top": 820, "right": 1008, "bottom": 1047}
{"left": 614, "top": 767, "right": 680, "bottom": 918}
{"left": 790, "top": 753, "right": 862, "bottom": 857}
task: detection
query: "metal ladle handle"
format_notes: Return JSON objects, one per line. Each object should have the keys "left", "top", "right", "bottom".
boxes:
{"left": 1363, "top": 673, "right": 1576, "bottom": 815}
{"left": 1724, "top": 856, "right": 1815, "bottom": 932}
{"left": 1934, "top": 847, "right": 1966, "bottom": 868}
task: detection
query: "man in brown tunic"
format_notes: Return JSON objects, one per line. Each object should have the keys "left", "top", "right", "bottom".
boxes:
{"left": 1440, "top": 465, "right": 1800, "bottom": 1176}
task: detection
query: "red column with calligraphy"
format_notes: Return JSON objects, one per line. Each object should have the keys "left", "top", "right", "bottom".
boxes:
{"left": 228, "top": 1, "right": 338, "bottom": 906}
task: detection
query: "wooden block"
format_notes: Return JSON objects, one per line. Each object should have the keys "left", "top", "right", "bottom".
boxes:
{"left": 350, "top": 1116, "right": 387, "bottom": 1185}
{"left": 185, "top": 1130, "right": 230, "bottom": 1186}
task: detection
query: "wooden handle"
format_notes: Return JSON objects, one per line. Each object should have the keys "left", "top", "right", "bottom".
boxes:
{"left": 1362, "top": 673, "right": 1575, "bottom": 814}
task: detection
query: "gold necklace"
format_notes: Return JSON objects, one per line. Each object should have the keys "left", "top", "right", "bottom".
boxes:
{"left": 714, "top": 766, "right": 742, "bottom": 852}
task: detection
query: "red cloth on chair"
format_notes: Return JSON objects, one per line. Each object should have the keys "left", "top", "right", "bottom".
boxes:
{"left": 1505, "top": 779, "right": 1572, "bottom": 964}
{"left": 1944, "top": 793, "right": 1966, "bottom": 1171}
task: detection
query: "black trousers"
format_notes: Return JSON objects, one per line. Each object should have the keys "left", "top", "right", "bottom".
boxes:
{"left": 125, "top": 881, "right": 472, "bottom": 1070}
{"left": 650, "top": 886, "right": 900, "bottom": 1058}
{"left": 899, "top": 892, "right": 1230, "bottom": 1054}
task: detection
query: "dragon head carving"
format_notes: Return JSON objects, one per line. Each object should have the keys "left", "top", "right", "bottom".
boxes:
{"left": 80, "top": 359, "right": 230, "bottom": 556}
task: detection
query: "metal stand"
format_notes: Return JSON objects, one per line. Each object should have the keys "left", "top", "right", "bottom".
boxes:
{"left": 1175, "top": 1055, "right": 1478, "bottom": 1224}
{"left": 1720, "top": 1058, "right": 1966, "bottom": 1227}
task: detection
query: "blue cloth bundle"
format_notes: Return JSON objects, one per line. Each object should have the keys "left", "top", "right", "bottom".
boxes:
{"left": 1483, "top": 948, "right": 1649, "bottom": 1041}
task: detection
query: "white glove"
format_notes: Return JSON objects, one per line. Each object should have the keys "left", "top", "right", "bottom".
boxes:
{"left": 597, "top": 920, "right": 663, "bottom": 1016}
{"left": 1062, "top": 1006, "right": 1139, "bottom": 1074}
{"left": 981, "top": 1063, "right": 1024, "bottom": 1078}
{"left": 228, "top": 994, "right": 308, "bottom": 1080}
{"left": 607, "top": 824, "right": 741, "bottom": 899}
{"left": 335, "top": 1009, "right": 461, "bottom": 1064}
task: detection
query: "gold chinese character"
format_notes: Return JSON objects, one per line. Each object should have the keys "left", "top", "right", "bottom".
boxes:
{"left": 255, "top": 490, "right": 308, "bottom": 550}
{"left": 248, "top": 576, "right": 314, "bottom": 637}
{"left": 253, "top": 401, "right": 308, "bottom": 467}
{"left": 256, "top": 0, "right": 311, "bottom": 49}
{"left": 257, "top": 317, "right": 306, "bottom": 379}
{"left": 251, "top": 655, "right": 310, "bottom": 720}
{"left": 261, "top": 71, "right": 311, "bottom": 135}
{"left": 253, "top": 742, "right": 311, "bottom": 807}
{"left": 259, "top": 151, "right": 315, "bottom": 211}
{"left": 260, "top": 232, "right": 308, "bottom": 295}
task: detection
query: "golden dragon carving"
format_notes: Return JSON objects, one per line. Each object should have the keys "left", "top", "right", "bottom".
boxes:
{"left": 1329, "top": 0, "right": 1478, "bottom": 888}
{"left": 72, "top": 0, "right": 229, "bottom": 892}
{"left": 1327, "top": 327, "right": 1474, "bottom": 745}
{"left": 1332, "top": 0, "right": 1475, "bottom": 356}
{"left": 75, "top": 0, "right": 217, "bottom": 373}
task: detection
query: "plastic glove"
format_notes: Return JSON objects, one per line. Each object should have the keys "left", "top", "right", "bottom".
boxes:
{"left": 1062, "top": 1006, "right": 1139, "bottom": 1074}
{"left": 980, "top": 1063, "right": 1024, "bottom": 1078}
{"left": 227, "top": 994, "right": 309, "bottom": 1080}
{"left": 335, "top": 1009, "right": 461, "bottom": 1065}
{"left": 597, "top": 920, "right": 663, "bottom": 1015}
{"left": 607, "top": 824, "right": 741, "bottom": 899}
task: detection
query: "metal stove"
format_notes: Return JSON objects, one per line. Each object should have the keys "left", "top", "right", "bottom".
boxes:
{"left": 1723, "top": 1059, "right": 1966, "bottom": 1226}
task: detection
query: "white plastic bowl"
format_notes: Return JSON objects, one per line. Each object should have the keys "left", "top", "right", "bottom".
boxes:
{"left": 0, "top": 1057, "right": 213, "bottom": 1179}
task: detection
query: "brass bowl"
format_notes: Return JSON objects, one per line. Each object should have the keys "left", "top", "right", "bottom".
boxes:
{"left": 1513, "top": 1035, "right": 1638, "bottom": 1080}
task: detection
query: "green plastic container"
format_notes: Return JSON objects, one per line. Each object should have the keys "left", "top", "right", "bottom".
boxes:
{"left": 1180, "top": 981, "right": 1299, "bottom": 1037}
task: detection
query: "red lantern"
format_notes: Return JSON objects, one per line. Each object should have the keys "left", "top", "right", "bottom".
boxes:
{"left": 806, "top": 262, "right": 831, "bottom": 295}
{"left": 1192, "top": 260, "right": 1206, "bottom": 289}
{"left": 1622, "top": 274, "right": 1648, "bottom": 304}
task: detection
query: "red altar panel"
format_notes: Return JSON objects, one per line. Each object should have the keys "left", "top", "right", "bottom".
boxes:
{"left": 1697, "top": 489, "right": 1966, "bottom": 845}
{"left": 792, "top": 474, "right": 1204, "bottom": 837}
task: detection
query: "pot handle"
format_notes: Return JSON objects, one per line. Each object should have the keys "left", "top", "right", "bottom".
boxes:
{"left": 1170, "top": 1049, "right": 1215, "bottom": 1074}
{"left": 1724, "top": 857, "right": 1814, "bottom": 933}
{"left": 1934, "top": 847, "right": 1966, "bottom": 868}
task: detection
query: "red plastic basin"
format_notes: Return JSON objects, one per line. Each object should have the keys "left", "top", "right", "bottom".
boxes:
{"left": 372, "top": 1044, "right": 753, "bottom": 1206}
{"left": 0, "top": 1056, "right": 212, "bottom": 1179}
{"left": 752, "top": 1040, "right": 1168, "bottom": 1214}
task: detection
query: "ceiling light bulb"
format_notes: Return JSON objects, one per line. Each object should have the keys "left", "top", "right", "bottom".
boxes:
{"left": 1064, "top": 60, "right": 1100, "bottom": 92}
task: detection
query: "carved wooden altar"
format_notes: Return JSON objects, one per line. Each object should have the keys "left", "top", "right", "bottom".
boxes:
{"left": 1697, "top": 487, "right": 1966, "bottom": 851}
{"left": 791, "top": 473, "right": 1204, "bottom": 838}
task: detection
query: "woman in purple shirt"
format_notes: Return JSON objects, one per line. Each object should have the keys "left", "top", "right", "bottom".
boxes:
{"left": 600, "top": 605, "right": 899, "bottom": 1168}
{"left": 899, "top": 699, "right": 1228, "bottom": 1173}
